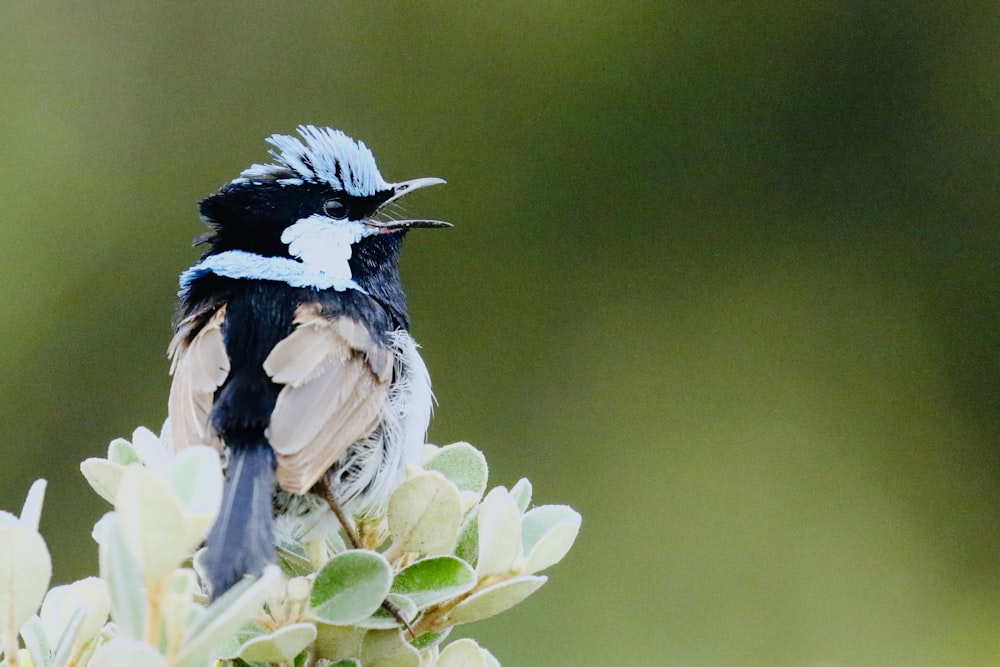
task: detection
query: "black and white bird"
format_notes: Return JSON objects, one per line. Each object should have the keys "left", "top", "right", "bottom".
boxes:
{"left": 167, "top": 125, "right": 449, "bottom": 596}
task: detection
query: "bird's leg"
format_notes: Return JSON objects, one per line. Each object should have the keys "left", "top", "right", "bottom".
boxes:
{"left": 315, "top": 480, "right": 414, "bottom": 637}
{"left": 316, "top": 479, "right": 362, "bottom": 549}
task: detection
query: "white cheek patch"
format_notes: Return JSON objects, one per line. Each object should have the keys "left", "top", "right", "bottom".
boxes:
{"left": 280, "top": 214, "right": 365, "bottom": 283}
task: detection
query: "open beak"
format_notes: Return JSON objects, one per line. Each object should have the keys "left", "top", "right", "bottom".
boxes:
{"left": 368, "top": 177, "right": 452, "bottom": 230}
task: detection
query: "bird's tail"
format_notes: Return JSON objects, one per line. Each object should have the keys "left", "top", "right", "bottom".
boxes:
{"left": 201, "top": 438, "right": 275, "bottom": 599}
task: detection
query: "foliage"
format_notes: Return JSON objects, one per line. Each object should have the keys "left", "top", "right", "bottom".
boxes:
{"left": 0, "top": 425, "right": 580, "bottom": 667}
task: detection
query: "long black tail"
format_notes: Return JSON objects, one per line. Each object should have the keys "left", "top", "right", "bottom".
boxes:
{"left": 201, "top": 439, "right": 275, "bottom": 599}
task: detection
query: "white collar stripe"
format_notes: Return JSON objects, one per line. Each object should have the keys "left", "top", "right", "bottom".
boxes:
{"left": 179, "top": 251, "right": 367, "bottom": 295}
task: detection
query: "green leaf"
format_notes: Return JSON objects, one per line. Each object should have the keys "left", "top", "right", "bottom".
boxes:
{"left": 237, "top": 622, "right": 317, "bottom": 663}
{"left": 437, "top": 638, "right": 488, "bottom": 667}
{"left": 48, "top": 606, "right": 85, "bottom": 667}
{"left": 355, "top": 594, "right": 417, "bottom": 629}
{"left": 509, "top": 478, "right": 532, "bottom": 513}
{"left": 521, "top": 505, "right": 581, "bottom": 574}
{"left": 310, "top": 551, "right": 393, "bottom": 625}
{"left": 390, "top": 556, "right": 476, "bottom": 609}
{"left": 360, "top": 628, "right": 421, "bottom": 667}
{"left": 475, "top": 488, "right": 522, "bottom": 577}
{"left": 212, "top": 620, "right": 264, "bottom": 661}
{"left": 162, "top": 568, "right": 200, "bottom": 648}
{"left": 169, "top": 567, "right": 200, "bottom": 597}
{"left": 39, "top": 578, "right": 109, "bottom": 650}
{"left": 107, "top": 438, "right": 140, "bottom": 466}
{"left": 94, "top": 514, "right": 145, "bottom": 640}
{"left": 387, "top": 473, "right": 462, "bottom": 555}
{"left": 0, "top": 524, "right": 52, "bottom": 636}
{"left": 129, "top": 426, "right": 170, "bottom": 472}
{"left": 19, "top": 615, "right": 51, "bottom": 667}
{"left": 19, "top": 480, "right": 47, "bottom": 532}
{"left": 423, "top": 443, "right": 488, "bottom": 497}
{"left": 410, "top": 627, "right": 451, "bottom": 651}
{"left": 166, "top": 445, "right": 224, "bottom": 548}
{"left": 115, "top": 466, "right": 188, "bottom": 584}
{"left": 328, "top": 660, "right": 362, "bottom": 667}
{"left": 80, "top": 459, "right": 127, "bottom": 504}
{"left": 90, "top": 638, "right": 168, "bottom": 667}
{"left": 446, "top": 575, "right": 547, "bottom": 625}
{"left": 276, "top": 540, "right": 315, "bottom": 578}
{"left": 313, "top": 623, "right": 365, "bottom": 662}
{"left": 173, "top": 565, "right": 280, "bottom": 667}
{"left": 454, "top": 509, "right": 479, "bottom": 567}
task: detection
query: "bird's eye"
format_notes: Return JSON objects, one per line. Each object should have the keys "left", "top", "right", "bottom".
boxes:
{"left": 323, "top": 198, "right": 348, "bottom": 219}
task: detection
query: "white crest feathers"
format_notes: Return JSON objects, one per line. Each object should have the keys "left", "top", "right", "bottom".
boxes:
{"left": 239, "top": 125, "right": 391, "bottom": 197}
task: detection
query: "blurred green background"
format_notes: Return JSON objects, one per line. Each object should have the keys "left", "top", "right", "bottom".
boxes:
{"left": 2, "top": 2, "right": 999, "bottom": 665}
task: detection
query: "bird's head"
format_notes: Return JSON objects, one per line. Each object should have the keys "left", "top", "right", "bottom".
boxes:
{"left": 197, "top": 125, "right": 449, "bottom": 260}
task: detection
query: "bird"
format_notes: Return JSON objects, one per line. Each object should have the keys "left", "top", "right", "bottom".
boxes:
{"left": 166, "top": 125, "right": 449, "bottom": 597}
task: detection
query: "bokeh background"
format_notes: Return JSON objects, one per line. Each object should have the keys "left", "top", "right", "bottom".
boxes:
{"left": 2, "top": 3, "right": 999, "bottom": 665}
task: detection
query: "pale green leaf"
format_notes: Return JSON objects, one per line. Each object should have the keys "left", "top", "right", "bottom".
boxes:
{"left": 107, "top": 438, "right": 140, "bottom": 466}
{"left": 521, "top": 505, "right": 581, "bottom": 574}
{"left": 423, "top": 443, "right": 488, "bottom": 497}
{"left": 48, "top": 606, "right": 85, "bottom": 667}
{"left": 39, "top": 578, "right": 109, "bottom": 649}
{"left": 411, "top": 627, "right": 451, "bottom": 652}
{"left": 0, "top": 525, "right": 52, "bottom": 635}
{"left": 446, "top": 575, "right": 547, "bottom": 625}
{"left": 115, "top": 466, "right": 188, "bottom": 584}
{"left": 310, "top": 551, "right": 392, "bottom": 625}
{"left": 173, "top": 565, "right": 280, "bottom": 667}
{"left": 166, "top": 446, "right": 223, "bottom": 548}
{"left": 454, "top": 510, "right": 479, "bottom": 567}
{"left": 329, "top": 660, "right": 362, "bottom": 667}
{"left": 387, "top": 473, "right": 462, "bottom": 555}
{"left": 360, "top": 628, "right": 421, "bottom": 667}
{"left": 391, "top": 556, "right": 476, "bottom": 609}
{"left": 437, "top": 638, "right": 487, "bottom": 667}
{"left": 237, "top": 622, "right": 317, "bottom": 663}
{"left": 19, "top": 615, "right": 50, "bottom": 667}
{"left": 129, "top": 426, "right": 169, "bottom": 472}
{"left": 19, "top": 480, "right": 47, "bottom": 532}
{"left": 212, "top": 621, "right": 264, "bottom": 661}
{"left": 90, "top": 638, "right": 168, "bottom": 667}
{"left": 38, "top": 584, "right": 68, "bottom": 644}
{"left": 63, "top": 578, "right": 109, "bottom": 644}
{"left": 94, "top": 514, "right": 145, "bottom": 640}
{"left": 355, "top": 594, "right": 417, "bottom": 629}
{"left": 475, "top": 488, "right": 521, "bottom": 577}
{"left": 313, "top": 623, "right": 365, "bottom": 662}
{"left": 276, "top": 539, "right": 314, "bottom": 578}
{"left": 80, "top": 459, "right": 126, "bottom": 505}
{"left": 509, "top": 478, "right": 532, "bottom": 513}
{"left": 161, "top": 569, "right": 199, "bottom": 648}
{"left": 169, "top": 567, "right": 199, "bottom": 597}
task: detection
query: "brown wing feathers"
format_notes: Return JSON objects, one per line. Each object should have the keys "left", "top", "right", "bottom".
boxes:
{"left": 167, "top": 305, "right": 229, "bottom": 454}
{"left": 263, "top": 304, "right": 393, "bottom": 494}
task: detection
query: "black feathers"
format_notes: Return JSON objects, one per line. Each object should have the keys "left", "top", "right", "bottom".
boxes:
{"left": 201, "top": 440, "right": 276, "bottom": 598}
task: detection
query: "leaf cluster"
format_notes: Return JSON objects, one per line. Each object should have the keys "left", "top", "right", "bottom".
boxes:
{"left": 0, "top": 426, "right": 580, "bottom": 667}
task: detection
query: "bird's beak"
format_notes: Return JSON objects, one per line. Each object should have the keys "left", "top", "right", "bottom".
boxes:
{"left": 368, "top": 177, "right": 452, "bottom": 230}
